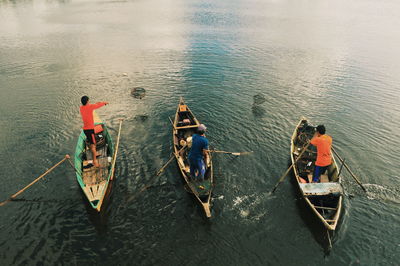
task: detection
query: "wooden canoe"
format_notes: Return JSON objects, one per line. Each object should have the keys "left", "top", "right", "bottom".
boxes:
{"left": 172, "top": 97, "right": 214, "bottom": 217}
{"left": 74, "top": 111, "right": 115, "bottom": 212}
{"left": 290, "top": 117, "right": 343, "bottom": 231}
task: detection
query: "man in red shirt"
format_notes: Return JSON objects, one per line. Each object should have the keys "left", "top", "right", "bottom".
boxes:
{"left": 80, "top": 96, "right": 108, "bottom": 167}
{"left": 310, "top": 125, "right": 332, "bottom": 183}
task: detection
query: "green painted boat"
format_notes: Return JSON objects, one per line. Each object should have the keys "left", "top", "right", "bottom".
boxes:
{"left": 74, "top": 112, "right": 115, "bottom": 212}
{"left": 172, "top": 97, "right": 214, "bottom": 217}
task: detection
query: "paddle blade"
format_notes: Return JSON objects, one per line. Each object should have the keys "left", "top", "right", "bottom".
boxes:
{"left": 237, "top": 151, "right": 253, "bottom": 156}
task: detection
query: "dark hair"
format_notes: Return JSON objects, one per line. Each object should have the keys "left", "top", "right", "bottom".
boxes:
{"left": 197, "top": 129, "right": 205, "bottom": 135}
{"left": 316, "top": 125, "right": 326, "bottom": 135}
{"left": 81, "top": 96, "right": 89, "bottom": 105}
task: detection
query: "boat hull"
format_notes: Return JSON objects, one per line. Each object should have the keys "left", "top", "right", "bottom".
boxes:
{"left": 74, "top": 118, "right": 114, "bottom": 212}
{"left": 290, "top": 117, "right": 343, "bottom": 231}
{"left": 172, "top": 98, "right": 214, "bottom": 217}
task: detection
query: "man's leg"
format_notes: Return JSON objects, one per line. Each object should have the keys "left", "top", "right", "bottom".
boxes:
{"left": 189, "top": 158, "right": 198, "bottom": 180}
{"left": 312, "top": 166, "right": 323, "bottom": 183}
{"left": 198, "top": 160, "right": 206, "bottom": 181}
{"left": 91, "top": 144, "right": 99, "bottom": 167}
{"left": 89, "top": 131, "right": 100, "bottom": 167}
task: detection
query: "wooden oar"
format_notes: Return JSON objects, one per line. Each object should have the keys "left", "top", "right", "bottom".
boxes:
{"left": 331, "top": 147, "right": 367, "bottom": 192}
{"left": 127, "top": 145, "right": 187, "bottom": 203}
{"left": 168, "top": 116, "right": 175, "bottom": 128}
{"left": 207, "top": 150, "right": 253, "bottom": 156}
{"left": 156, "top": 153, "right": 176, "bottom": 176}
{"left": 0, "top": 155, "right": 70, "bottom": 206}
{"left": 110, "top": 119, "right": 123, "bottom": 181}
{"left": 162, "top": 144, "right": 187, "bottom": 174}
{"left": 271, "top": 142, "right": 311, "bottom": 193}
{"left": 66, "top": 157, "right": 82, "bottom": 176}
{"left": 337, "top": 158, "right": 345, "bottom": 179}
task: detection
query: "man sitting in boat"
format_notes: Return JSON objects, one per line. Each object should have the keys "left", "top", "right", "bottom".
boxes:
{"left": 188, "top": 124, "right": 209, "bottom": 181}
{"left": 80, "top": 96, "right": 108, "bottom": 167}
{"left": 310, "top": 125, "right": 332, "bottom": 183}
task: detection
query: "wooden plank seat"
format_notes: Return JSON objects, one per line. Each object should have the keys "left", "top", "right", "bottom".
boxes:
{"left": 175, "top": 124, "right": 199, "bottom": 129}
{"left": 300, "top": 183, "right": 343, "bottom": 196}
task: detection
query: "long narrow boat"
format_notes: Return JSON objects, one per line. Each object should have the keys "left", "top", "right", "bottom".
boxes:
{"left": 74, "top": 111, "right": 115, "bottom": 212}
{"left": 172, "top": 98, "right": 214, "bottom": 217}
{"left": 290, "top": 117, "right": 343, "bottom": 231}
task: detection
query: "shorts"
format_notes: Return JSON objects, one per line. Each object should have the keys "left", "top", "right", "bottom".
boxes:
{"left": 312, "top": 165, "right": 329, "bottom": 183}
{"left": 189, "top": 157, "right": 206, "bottom": 180}
{"left": 84, "top": 129, "right": 96, "bottom": 145}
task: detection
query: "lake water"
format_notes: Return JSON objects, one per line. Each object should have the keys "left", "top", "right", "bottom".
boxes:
{"left": 1, "top": 0, "right": 399, "bottom": 265}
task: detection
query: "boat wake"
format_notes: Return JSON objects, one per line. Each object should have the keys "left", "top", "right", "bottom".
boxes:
{"left": 228, "top": 193, "right": 271, "bottom": 221}
{"left": 363, "top": 183, "right": 400, "bottom": 204}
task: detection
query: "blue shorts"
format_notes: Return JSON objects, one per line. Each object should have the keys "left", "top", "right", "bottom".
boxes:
{"left": 189, "top": 158, "right": 206, "bottom": 180}
{"left": 312, "top": 165, "right": 329, "bottom": 182}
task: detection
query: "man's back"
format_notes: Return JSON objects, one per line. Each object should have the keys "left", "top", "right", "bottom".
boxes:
{"left": 311, "top": 134, "right": 332, "bottom": 166}
{"left": 80, "top": 102, "right": 106, "bottom": 130}
{"left": 189, "top": 134, "right": 208, "bottom": 160}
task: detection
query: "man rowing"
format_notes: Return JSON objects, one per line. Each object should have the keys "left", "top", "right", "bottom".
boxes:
{"left": 310, "top": 125, "right": 332, "bottom": 183}
{"left": 188, "top": 124, "right": 209, "bottom": 182}
{"left": 80, "top": 96, "right": 108, "bottom": 167}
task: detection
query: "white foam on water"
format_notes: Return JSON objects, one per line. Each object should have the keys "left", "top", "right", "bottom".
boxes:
{"left": 214, "top": 195, "right": 224, "bottom": 200}
{"left": 240, "top": 209, "right": 250, "bottom": 217}
{"left": 233, "top": 195, "right": 249, "bottom": 207}
{"left": 364, "top": 183, "right": 400, "bottom": 204}
{"left": 230, "top": 193, "right": 268, "bottom": 221}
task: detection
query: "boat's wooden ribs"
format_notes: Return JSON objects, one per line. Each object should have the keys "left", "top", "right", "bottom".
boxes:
{"left": 314, "top": 206, "right": 338, "bottom": 211}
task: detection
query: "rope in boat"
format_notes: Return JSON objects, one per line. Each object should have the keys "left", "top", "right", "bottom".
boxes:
{"left": 0, "top": 155, "right": 71, "bottom": 206}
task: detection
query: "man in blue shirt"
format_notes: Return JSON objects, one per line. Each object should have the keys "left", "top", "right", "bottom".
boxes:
{"left": 188, "top": 124, "right": 209, "bottom": 181}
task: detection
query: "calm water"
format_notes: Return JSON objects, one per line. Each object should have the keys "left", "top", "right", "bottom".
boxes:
{"left": 1, "top": 0, "right": 399, "bottom": 265}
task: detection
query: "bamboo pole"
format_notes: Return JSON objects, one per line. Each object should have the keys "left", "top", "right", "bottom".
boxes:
{"left": 271, "top": 142, "right": 311, "bottom": 193}
{"left": 327, "top": 230, "right": 332, "bottom": 250}
{"left": 0, "top": 155, "right": 70, "bottom": 206}
{"left": 66, "top": 157, "right": 82, "bottom": 176}
{"left": 168, "top": 116, "right": 176, "bottom": 129}
{"left": 156, "top": 154, "right": 176, "bottom": 176}
{"left": 337, "top": 158, "right": 345, "bottom": 179}
{"left": 331, "top": 147, "right": 367, "bottom": 192}
{"left": 127, "top": 145, "right": 187, "bottom": 203}
{"left": 206, "top": 150, "right": 253, "bottom": 156}
{"left": 110, "top": 119, "right": 123, "bottom": 181}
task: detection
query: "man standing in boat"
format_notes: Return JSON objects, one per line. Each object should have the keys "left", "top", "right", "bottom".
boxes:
{"left": 188, "top": 124, "right": 209, "bottom": 182}
{"left": 310, "top": 125, "right": 332, "bottom": 183}
{"left": 80, "top": 96, "right": 108, "bottom": 167}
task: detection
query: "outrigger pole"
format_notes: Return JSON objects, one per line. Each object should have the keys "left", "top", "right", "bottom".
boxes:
{"left": 0, "top": 155, "right": 70, "bottom": 206}
{"left": 111, "top": 119, "right": 123, "bottom": 181}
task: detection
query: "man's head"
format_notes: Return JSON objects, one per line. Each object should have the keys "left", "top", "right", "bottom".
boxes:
{"left": 81, "top": 96, "right": 89, "bottom": 105}
{"left": 316, "top": 125, "right": 326, "bottom": 135}
{"left": 198, "top": 124, "right": 207, "bottom": 135}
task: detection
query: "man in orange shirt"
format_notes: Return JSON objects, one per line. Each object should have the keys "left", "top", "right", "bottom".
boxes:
{"left": 310, "top": 125, "right": 332, "bottom": 183}
{"left": 80, "top": 96, "right": 108, "bottom": 167}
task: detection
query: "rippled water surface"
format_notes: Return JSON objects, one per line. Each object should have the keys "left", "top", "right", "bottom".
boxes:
{"left": 1, "top": 0, "right": 400, "bottom": 265}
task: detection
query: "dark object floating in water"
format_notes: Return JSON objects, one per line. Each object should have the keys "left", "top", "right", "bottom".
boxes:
{"left": 252, "top": 105, "right": 266, "bottom": 117}
{"left": 253, "top": 93, "right": 266, "bottom": 105}
{"left": 134, "top": 115, "right": 148, "bottom": 122}
{"left": 131, "top": 87, "right": 146, "bottom": 99}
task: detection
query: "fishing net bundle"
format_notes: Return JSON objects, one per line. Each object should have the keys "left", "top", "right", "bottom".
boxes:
{"left": 131, "top": 87, "right": 146, "bottom": 99}
{"left": 296, "top": 121, "right": 315, "bottom": 149}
